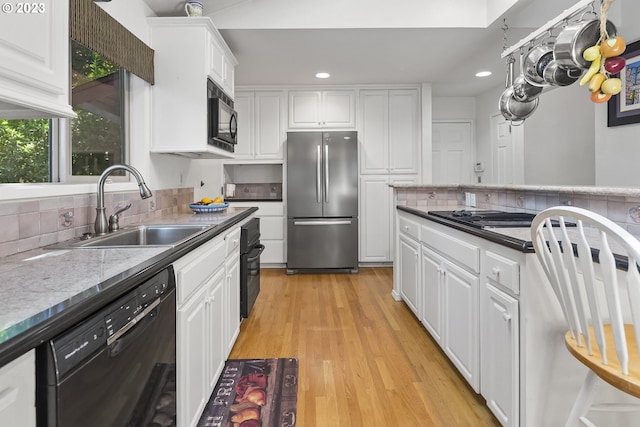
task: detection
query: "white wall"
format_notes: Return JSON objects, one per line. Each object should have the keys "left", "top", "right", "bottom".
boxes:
{"left": 523, "top": 84, "right": 595, "bottom": 185}
{"left": 594, "top": 0, "right": 640, "bottom": 187}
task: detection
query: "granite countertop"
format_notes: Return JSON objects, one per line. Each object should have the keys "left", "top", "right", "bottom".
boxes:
{"left": 398, "top": 205, "right": 633, "bottom": 268}
{"left": 0, "top": 206, "right": 257, "bottom": 367}
{"left": 389, "top": 183, "right": 640, "bottom": 197}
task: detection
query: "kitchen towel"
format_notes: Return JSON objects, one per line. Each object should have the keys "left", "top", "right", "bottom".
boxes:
{"left": 197, "top": 358, "right": 298, "bottom": 427}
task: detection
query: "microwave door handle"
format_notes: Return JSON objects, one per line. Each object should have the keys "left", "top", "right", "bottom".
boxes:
{"left": 316, "top": 145, "right": 321, "bottom": 204}
{"left": 229, "top": 113, "right": 238, "bottom": 143}
{"left": 324, "top": 144, "right": 329, "bottom": 202}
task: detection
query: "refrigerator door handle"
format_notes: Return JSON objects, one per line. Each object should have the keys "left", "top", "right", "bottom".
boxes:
{"left": 293, "top": 220, "right": 352, "bottom": 226}
{"left": 316, "top": 144, "right": 321, "bottom": 204}
{"left": 324, "top": 144, "right": 329, "bottom": 202}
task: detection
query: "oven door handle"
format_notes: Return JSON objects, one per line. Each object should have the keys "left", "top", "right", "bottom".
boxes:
{"left": 246, "top": 244, "right": 265, "bottom": 263}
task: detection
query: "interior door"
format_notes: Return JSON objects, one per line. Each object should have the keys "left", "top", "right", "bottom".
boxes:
{"left": 490, "top": 114, "right": 524, "bottom": 185}
{"left": 432, "top": 121, "right": 473, "bottom": 184}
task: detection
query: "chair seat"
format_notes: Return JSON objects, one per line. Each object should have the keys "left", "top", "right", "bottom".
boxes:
{"left": 566, "top": 324, "right": 640, "bottom": 398}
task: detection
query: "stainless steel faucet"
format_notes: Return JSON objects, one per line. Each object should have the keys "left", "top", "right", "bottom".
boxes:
{"left": 95, "top": 164, "right": 152, "bottom": 235}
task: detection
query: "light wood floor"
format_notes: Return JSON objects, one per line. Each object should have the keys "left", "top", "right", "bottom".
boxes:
{"left": 229, "top": 268, "right": 501, "bottom": 427}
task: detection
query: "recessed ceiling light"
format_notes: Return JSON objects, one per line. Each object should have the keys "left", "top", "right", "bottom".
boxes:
{"left": 315, "top": 72, "right": 330, "bottom": 79}
{"left": 475, "top": 71, "right": 492, "bottom": 77}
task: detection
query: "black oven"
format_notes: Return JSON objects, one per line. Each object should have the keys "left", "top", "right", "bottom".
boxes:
{"left": 37, "top": 267, "right": 177, "bottom": 427}
{"left": 241, "top": 218, "right": 265, "bottom": 318}
{"left": 207, "top": 79, "right": 237, "bottom": 152}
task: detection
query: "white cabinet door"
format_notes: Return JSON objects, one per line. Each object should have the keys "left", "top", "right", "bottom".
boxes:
{"left": 360, "top": 175, "right": 418, "bottom": 263}
{"left": 388, "top": 90, "right": 419, "bottom": 174}
{"left": 289, "top": 91, "right": 322, "bottom": 128}
{"left": 254, "top": 91, "right": 284, "bottom": 159}
{"left": 225, "top": 252, "right": 241, "bottom": 356}
{"left": 207, "top": 269, "right": 226, "bottom": 393}
{"left": 0, "top": 0, "right": 74, "bottom": 118}
{"left": 234, "top": 91, "right": 284, "bottom": 160}
{"left": 359, "top": 176, "right": 391, "bottom": 262}
{"left": 178, "top": 284, "right": 209, "bottom": 427}
{"left": 482, "top": 283, "right": 519, "bottom": 427}
{"left": 421, "top": 246, "right": 443, "bottom": 345}
{"left": 360, "top": 89, "right": 419, "bottom": 175}
{"left": 360, "top": 90, "right": 389, "bottom": 174}
{"left": 443, "top": 259, "right": 480, "bottom": 392}
{"left": 288, "top": 90, "right": 355, "bottom": 128}
{"left": 399, "top": 233, "right": 420, "bottom": 317}
{"left": 234, "top": 92, "right": 254, "bottom": 158}
{"left": 0, "top": 350, "right": 35, "bottom": 427}
{"left": 322, "top": 90, "right": 355, "bottom": 127}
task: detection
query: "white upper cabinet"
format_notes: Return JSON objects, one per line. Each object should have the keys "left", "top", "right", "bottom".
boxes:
{"left": 148, "top": 17, "right": 238, "bottom": 158}
{"left": 233, "top": 91, "right": 285, "bottom": 160}
{"left": 360, "top": 89, "right": 419, "bottom": 175}
{"left": 0, "top": 0, "right": 74, "bottom": 118}
{"left": 288, "top": 90, "right": 355, "bottom": 128}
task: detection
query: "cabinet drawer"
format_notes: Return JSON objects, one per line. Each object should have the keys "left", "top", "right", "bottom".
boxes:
{"left": 399, "top": 215, "right": 420, "bottom": 241}
{"left": 485, "top": 251, "right": 520, "bottom": 295}
{"left": 175, "top": 238, "right": 226, "bottom": 306}
{"left": 225, "top": 227, "right": 241, "bottom": 256}
{"left": 421, "top": 225, "right": 479, "bottom": 273}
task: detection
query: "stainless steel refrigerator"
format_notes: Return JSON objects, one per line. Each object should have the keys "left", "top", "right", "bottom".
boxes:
{"left": 286, "top": 131, "right": 358, "bottom": 273}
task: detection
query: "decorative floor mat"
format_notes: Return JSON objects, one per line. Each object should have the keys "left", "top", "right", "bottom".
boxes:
{"left": 197, "top": 358, "right": 298, "bottom": 427}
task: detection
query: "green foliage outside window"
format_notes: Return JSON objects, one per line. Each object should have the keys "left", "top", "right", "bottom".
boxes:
{"left": 0, "top": 119, "right": 49, "bottom": 183}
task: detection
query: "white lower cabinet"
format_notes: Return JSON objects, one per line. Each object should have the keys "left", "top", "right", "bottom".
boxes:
{"left": 174, "top": 221, "right": 248, "bottom": 427}
{"left": 398, "top": 233, "right": 420, "bottom": 317}
{"left": 0, "top": 350, "right": 35, "bottom": 427}
{"left": 421, "top": 247, "right": 443, "bottom": 344}
{"left": 360, "top": 175, "right": 418, "bottom": 263}
{"left": 442, "top": 257, "right": 479, "bottom": 392}
{"left": 420, "top": 243, "right": 480, "bottom": 392}
{"left": 396, "top": 211, "right": 522, "bottom": 424}
{"left": 482, "top": 283, "right": 519, "bottom": 427}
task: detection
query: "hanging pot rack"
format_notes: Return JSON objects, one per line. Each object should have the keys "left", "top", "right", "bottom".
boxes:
{"left": 501, "top": 0, "right": 598, "bottom": 59}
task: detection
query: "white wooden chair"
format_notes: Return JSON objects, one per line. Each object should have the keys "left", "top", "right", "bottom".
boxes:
{"left": 531, "top": 206, "right": 640, "bottom": 427}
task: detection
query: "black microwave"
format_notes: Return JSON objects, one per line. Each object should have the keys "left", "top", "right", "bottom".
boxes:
{"left": 207, "top": 79, "right": 237, "bottom": 152}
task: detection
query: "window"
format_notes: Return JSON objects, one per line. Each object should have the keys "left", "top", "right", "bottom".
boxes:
{"left": 69, "top": 40, "right": 127, "bottom": 179}
{"left": 0, "top": 41, "right": 128, "bottom": 183}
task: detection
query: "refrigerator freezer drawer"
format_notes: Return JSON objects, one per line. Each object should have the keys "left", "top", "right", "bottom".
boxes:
{"left": 287, "top": 218, "right": 358, "bottom": 270}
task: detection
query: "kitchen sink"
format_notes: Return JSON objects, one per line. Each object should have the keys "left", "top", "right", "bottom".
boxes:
{"left": 49, "top": 225, "right": 210, "bottom": 249}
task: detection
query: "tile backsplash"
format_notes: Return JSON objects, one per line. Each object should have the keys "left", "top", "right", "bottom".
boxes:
{"left": 0, "top": 187, "right": 194, "bottom": 258}
{"left": 395, "top": 186, "right": 640, "bottom": 236}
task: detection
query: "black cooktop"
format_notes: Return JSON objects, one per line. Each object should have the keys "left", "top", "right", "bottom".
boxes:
{"left": 428, "top": 209, "right": 571, "bottom": 229}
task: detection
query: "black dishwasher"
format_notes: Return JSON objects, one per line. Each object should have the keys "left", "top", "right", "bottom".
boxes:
{"left": 36, "top": 266, "right": 176, "bottom": 427}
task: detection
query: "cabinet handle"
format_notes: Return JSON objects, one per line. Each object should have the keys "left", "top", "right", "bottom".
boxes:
{"left": 404, "top": 225, "right": 409, "bottom": 230}
{"left": 491, "top": 267, "right": 501, "bottom": 276}
{"left": 502, "top": 312, "right": 511, "bottom": 322}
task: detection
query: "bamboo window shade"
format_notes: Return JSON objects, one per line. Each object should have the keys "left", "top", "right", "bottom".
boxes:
{"left": 70, "top": 0, "right": 155, "bottom": 85}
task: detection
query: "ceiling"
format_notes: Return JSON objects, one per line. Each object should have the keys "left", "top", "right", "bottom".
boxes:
{"left": 142, "top": 0, "right": 580, "bottom": 96}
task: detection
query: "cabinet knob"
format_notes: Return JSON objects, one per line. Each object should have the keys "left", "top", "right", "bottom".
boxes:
{"left": 502, "top": 312, "right": 511, "bottom": 322}
{"left": 491, "top": 267, "right": 501, "bottom": 276}
{"left": 404, "top": 225, "right": 409, "bottom": 230}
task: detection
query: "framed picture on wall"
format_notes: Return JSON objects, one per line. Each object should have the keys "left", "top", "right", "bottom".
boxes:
{"left": 608, "top": 39, "right": 640, "bottom": 127}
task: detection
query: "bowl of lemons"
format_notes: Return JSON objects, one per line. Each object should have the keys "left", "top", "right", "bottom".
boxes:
{"left": 190, "top": 196, "right": 229, "bottom": 213}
